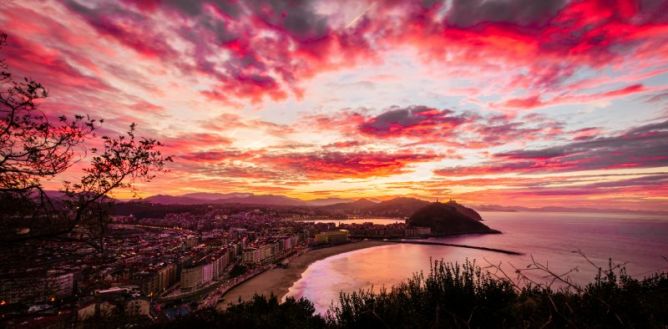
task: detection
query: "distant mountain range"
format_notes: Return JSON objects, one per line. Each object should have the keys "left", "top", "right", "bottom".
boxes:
{"left": 41, "top": 191, "right": 668, "bottom": 215}
{"left": 137, "top": 193, "right": 668, "bottom": 215}
{"left": 140, "top": 193, "right": 351, "bottom": 207}
{"left": 137, "top": 193, "right": 433, "bottom": 217}
{"left": 321, "top": 197, "right": 431, "bottom": 217}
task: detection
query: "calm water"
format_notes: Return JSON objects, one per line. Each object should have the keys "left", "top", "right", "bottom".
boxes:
{"left": 286, "top": 211, "right": 668, "bottom": 314}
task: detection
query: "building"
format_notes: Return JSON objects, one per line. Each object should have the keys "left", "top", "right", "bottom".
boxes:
{"left": 46, "top": 271, "right": 75, "bottom": 298}
{"left": 405, "top": 226, "right": 432, "bottom": 237}
{"left": 183, "top": 235, "right": 199, "bottom": 249}
{"left": 314, "top": 230, "right": 349, "bottom": 245}
{"left": 242, "top": 244, "right": 273, "bottom": 265}
{"left": 211, "top": 250, "right": 230, "bottom": 279}
{"left": 180, "top": 265, "right": 202, "bottom": 292}
{"left": 201, "top": 263, "right": 214, "bottom": 286}
{"left": 0, "top": 271, "right": 74, "bottom": 304}
{"left": 137, "top": 263, "right": 177, "bottom": 297}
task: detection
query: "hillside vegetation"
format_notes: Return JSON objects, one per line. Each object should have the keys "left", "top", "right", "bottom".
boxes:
{"left": 138, "top": 260, "right": 668, "bottom": 329}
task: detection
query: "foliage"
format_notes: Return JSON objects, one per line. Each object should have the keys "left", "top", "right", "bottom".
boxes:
{"left": 0, "top": 32, "right": 171, "bottom": 247}
{"left": 329, "top": 260, "right": 517, "bottom": 328}
{"left": 142, "top": 260, "right": 668, "bottom": 329}
{"left": 230, "top": 264, "right": 248, "bottom": 277}
{"left": 327, "top": 259, "right": 668, "bottom": 329}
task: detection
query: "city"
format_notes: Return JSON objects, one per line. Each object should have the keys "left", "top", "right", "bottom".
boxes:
{"left": 1, "top": 200, "right": 445, "bottom": 327}
{"left": 2, "top": 0, "right": 668, "bottom": 328}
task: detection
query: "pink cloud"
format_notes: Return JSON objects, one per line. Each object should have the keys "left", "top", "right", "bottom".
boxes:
{"left": 436, "top": 120, "right": 668, "bottom": 176}
{"left": 261, "top": 151, "right": 440, "bottom": 179}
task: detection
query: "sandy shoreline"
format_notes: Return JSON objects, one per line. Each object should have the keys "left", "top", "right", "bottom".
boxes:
{"left": 216, "top": 240, "right": 389, "bottom": 310}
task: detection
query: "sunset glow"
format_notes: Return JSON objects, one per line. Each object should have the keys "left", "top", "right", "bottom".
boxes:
{"left": 2, "top": 0, "right": 667, "bottom": 210}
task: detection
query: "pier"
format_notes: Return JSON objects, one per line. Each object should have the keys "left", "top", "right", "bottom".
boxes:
{"left": 385, "top": 239, "right": 524, "bottom": 255}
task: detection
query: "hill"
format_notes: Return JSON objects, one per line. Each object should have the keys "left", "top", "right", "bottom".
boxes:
{"left": 321, "top": 197, "right": 429, "bottom": 217}
{"left": 142, "top": 194, "right": 204, "bottom": 205}
{"left": 407, "top": 201, "right": 498, "bottom": 235}
{"left": 140, "top": 193, "right": 353, "bottom": 207}
{"left": 302, "top": 197, "right": 351, "bottom": 206}
{"left": 141, "top": 193, "right": 309, "bottom": 206}
{"left": 367, "top": 197, "right": 430, "bottom": 217}
{"left": 320, "top": 198, "right": 378, "bottom": 213}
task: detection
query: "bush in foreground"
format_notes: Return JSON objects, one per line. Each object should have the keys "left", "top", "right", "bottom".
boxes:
{"left": 328, "top": 260, "right": 668, "bottom": 328}
{"left": 144, "top": 260, "right": 667, "bottom": 329}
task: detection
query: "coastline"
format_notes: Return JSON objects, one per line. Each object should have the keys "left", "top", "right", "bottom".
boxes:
{"left": 216, "top": 240, "right": 389, "bottom": 310}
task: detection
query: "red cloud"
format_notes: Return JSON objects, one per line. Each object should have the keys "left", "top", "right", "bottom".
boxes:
{"left": 162, "top": 133, "right": 232, "bottom": 154}
{"left": 63, "top": 1, "right": 177, "bottom": 60}
{"left": 262, "top": 151, "right": 439, "bottom": 179}
{"left": 200, "top": 114, "right": 294, "bottom": 138}
{"left": 179, "top": 150, "right": 254, "bottom": 163}
{"left": 6, "top": 0, "right": 667, "bottom": 105}
{"left": 311, "top": 106, "right": 566, "bottom": 148}
{"left": 497, "top": 84, "right": 648, "bottom": 109}
{"left": 129, "top": 101, "right": 165, "bottom": 115}
{"left": 171, "top": 148, "right": 441, "bottom": 182}
{"left": 570, "top": 127, "right": 603, "bottom": 141}
{"left": 499, "top": 95, "right": 544, "bottom": 109}
{"left": 4, "top": 36, "right": 112, "bottom": 92}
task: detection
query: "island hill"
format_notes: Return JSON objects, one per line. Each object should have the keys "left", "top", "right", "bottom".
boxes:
{"left": 406, "top": 200, "right": 500, "bottom": 236}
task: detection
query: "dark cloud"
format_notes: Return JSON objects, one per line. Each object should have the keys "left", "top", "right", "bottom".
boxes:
{"left": 644, "top": 90, "right": 668, "bottom": 103}
{"left": 245, "top": 0, "right": 330, "bottom": 41}
{"left": 321, "top": 106, "right": 564, "bottom": 147}
{"left": 359, "top": 105, "right": 472, "bottom": 138}
{"left": 436, "top": 120, "right": 668, "bottom": 175}
{"left": 445, "top": 0, "right": 567, "bottom": 27}
{"left": 585, "top": 173, "right": 668, "bottom": 189}
{"left": 63, "top": 0, "right": 178, "bottom": 59}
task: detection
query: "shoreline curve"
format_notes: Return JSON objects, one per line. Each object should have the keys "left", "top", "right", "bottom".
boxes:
{"left": 215, "top": 238, "right": 523, "bottom": 311}
{"left": 216, "top": 240, "right": 389, "bottom": 311}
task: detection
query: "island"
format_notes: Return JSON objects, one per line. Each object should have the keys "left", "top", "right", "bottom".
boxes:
{"left": 407, "top": 200, "right": 500, "bottom": 235}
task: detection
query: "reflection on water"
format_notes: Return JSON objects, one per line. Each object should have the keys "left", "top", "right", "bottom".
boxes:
{"left": 286, "top": 211, "right": 668, "bottom": 314}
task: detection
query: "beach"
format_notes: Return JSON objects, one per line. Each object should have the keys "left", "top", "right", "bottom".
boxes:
{"left": 216, "top": 240, "right": 388, "bottom": 310}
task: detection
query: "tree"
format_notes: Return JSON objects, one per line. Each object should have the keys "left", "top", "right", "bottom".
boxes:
{"left": 0, "top": 31, "right": 171, "bottom": 247}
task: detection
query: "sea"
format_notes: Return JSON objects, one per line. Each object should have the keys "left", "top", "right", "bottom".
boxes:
{"left": 290, "top": 211, "right": 668, "bottom": 314}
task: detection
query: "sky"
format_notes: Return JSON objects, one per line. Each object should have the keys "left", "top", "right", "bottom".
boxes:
{"left": 2, "top": 0, "right": 668, "bottom": 211}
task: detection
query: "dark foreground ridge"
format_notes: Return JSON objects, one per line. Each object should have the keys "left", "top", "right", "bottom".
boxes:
{"left": 386, "top": 239, "right": 523, "bottom": 255}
